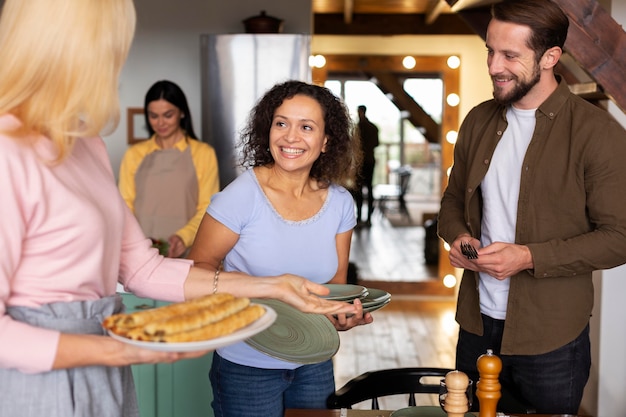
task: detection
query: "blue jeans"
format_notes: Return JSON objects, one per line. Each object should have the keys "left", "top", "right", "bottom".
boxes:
{"left": 456, "top": 314, "right": 590, "bottom": 415}
{"left": 209, "top": 352, "right": 335, "bottom": 417}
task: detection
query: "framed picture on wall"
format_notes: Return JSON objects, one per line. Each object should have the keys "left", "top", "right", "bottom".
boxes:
{"left": 127, "top": 107, "right": 149, "bottom": 144}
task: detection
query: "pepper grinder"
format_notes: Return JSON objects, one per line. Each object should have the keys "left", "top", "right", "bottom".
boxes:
{"left": 443, "top": 370, "right": 470, "bottom": 417}
{"left": 476, "top": 349, "right": 502, "bottom": 417}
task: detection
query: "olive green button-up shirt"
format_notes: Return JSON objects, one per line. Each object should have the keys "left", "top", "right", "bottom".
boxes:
{"left": 438, "top": 77, "right": 626, "bottom": 355}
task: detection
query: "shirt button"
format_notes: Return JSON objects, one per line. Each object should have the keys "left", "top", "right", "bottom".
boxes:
{"left": 467, "top": 188, "right": 473, "bottom": 193}
{"left": 484, "top": 159, "right": 489, "bottom": 165}
{"left": 497, "top": 131, "right": 503, "bottom": 136}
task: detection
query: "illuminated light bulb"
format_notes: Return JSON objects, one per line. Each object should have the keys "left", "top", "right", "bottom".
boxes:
{"left": 402, "top": 56, "right": 416, "bottom": 69}
{"left": 446, "top": 93, "right": 460, "bottom": 107}
{"left": 446, "top": 130, "right": 458, "bottom": 144}
{"left": 309, "top": 54, "right": 326, "bottom": 68}
{"left": 443, "top": 274, "right": 457, "bottom": 288}
{"left": 447, "top": 55, "right": 461, "bottom": 69}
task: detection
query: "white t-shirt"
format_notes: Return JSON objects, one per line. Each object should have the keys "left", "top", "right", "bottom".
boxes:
{"left": 479, "top": 106, "right": 536, "bottom": 319}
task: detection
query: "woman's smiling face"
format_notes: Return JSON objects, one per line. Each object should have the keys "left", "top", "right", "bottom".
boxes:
{"left": 147, "top": 98, "right": 183, "bottom": 140}
{"left": 269, "top": 94, "right": 327, "bottom": 174}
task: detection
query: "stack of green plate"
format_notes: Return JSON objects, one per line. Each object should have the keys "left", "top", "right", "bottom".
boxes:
{"left": 359, "top": 287, "right": 391, "bottom": 313}
{"left": 321, "top": 284, "right": 391, "bottom": 313}
{"left": 245, "top": 285, "right": 392, "bottom": 364}
{"left": 318, "top": 283, "right": 368, "bottom": 301}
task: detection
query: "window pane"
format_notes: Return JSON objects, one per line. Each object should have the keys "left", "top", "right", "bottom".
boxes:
{"left": 323, "top": 78, "right": 441, "bottom": 195}
{"left": 403, "top": 78, "right": 443, "bottom": 123}
{"left": 344, "top": 80, "right": 401, "bottom": 144}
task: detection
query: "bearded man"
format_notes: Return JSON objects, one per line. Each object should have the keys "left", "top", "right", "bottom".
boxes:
{"left": 437, "top": 0, "right": 626, "bottom": 414}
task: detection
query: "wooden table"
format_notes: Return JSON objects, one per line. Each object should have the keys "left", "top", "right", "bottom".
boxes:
{"left": 285, "top": 411, "right": 392, "bottom": 417}
{"left": 285, "top": 409, "right": 590, "bottom": 417}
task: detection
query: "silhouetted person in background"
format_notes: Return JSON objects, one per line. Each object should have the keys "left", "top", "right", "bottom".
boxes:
{"left": 354, "top": 105, "right": 379, "bottom": 227}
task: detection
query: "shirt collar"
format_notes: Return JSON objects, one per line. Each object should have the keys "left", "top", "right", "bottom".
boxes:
{"left": 498, "top": 74, "right": 570, "bottom": 122}
{"left": 147, "top": 135, "right": 190, "bottom": 152}
{"left": 536, "top": 75, "right": 570, "bottom": 120}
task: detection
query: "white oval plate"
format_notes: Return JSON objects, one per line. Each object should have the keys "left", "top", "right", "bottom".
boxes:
{"left": 107, "top": 304, "right": 276, "bottom": 352}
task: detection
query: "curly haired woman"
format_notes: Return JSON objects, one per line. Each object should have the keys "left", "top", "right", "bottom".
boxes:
{"left": 188, "top": 80, "right": 373, "bottom": 417}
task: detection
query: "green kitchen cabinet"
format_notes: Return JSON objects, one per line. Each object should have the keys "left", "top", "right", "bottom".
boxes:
{"left": 119, "top": 293, "right": 214, "bottom": 417}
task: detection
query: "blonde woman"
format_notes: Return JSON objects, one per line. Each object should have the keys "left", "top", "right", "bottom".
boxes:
{"left": 0, "top": 1, "right": 356, "bottom": 415}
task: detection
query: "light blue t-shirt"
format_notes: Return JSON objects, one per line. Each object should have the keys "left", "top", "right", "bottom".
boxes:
{"left": 208, "top": 169, "right": 356, "bottom": 369}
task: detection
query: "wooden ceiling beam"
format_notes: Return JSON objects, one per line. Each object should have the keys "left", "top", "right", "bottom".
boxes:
{"left": 425, "top": 0, "right": 449, "bottom": 25}
{"left": 314, "top": 13, "right": 475, "bottom": 35}
{"left": 343, "top": 0, "right": 354, "bottom": 24}
{"left": 552, "top": 0, "right": 626, "bottom": 112}
{"left": 445, "top": 0, "right": 499, "bottom": 12}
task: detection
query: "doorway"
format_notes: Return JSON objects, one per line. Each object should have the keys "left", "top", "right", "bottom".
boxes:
{"left": 313, "top": 54, "right": 460, "bottom": 295}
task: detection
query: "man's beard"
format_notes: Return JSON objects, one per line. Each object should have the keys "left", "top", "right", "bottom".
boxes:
{"left": 492, "top": 64, "right": 541, "bottom": 106}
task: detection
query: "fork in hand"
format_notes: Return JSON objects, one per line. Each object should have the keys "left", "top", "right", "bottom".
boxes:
{"left": 460, "top": 241, "right": 479, "bottom": 260}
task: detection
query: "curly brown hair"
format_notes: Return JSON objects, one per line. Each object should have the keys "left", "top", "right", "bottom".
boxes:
{"left": 239, "top": 80, "right": 361, "bottom": 189}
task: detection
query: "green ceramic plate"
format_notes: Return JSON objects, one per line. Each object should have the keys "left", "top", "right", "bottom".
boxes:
{"left": 362, "top": 297, "right": 391, "bottom": 313}
{"left": 390, "top": 406, "right": 473, "bottom": 417}
{"left": 358, "top": 288, "right": 391, "bottom": 308}
{"left": 245, "top": 299, "right": 340, "bottom": 364}
{"left": 318, "top": 284, "right": 368, "bottom": 301}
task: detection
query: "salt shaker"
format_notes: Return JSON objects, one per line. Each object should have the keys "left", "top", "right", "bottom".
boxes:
{"left": 443, "top": 370, "right": 470, "bottom": 417}
{"left": 476, "top": 349, "right": 502, "bottom": 417}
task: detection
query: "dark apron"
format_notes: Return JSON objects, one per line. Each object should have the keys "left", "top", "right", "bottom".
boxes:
{"left": 0, "top": 295, "right": 139, "bottom": 417}
{"left": 134, "top": 144, "right": 198, "bottom": 242}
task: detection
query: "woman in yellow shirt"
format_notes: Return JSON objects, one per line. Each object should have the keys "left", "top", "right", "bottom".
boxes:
{"left": 119, "top": 80, "right": 219, "bottom": 257}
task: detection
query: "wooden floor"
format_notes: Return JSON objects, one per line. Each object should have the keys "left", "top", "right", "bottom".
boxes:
{"left": 336, "top": 201, "right": 460, "bottom": 410}
{"left": 332, "top": 296, "right": 459, "bottom": 410}
{"left": 349, "top": 194, "right": 441, "bottom": 284}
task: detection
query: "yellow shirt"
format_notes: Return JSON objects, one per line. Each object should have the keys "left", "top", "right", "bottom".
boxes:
{"left": 118, "top": 136, "right": 219, "bottom": 247}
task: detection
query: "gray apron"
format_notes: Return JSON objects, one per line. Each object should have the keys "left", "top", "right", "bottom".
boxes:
{"left": 0, "top": 295, "right": 139, "bottom": 417}
{"left": 134, "top": 144, "right": 198, "bottom": 242}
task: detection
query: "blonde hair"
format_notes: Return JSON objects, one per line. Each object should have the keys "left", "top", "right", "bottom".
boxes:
{"left": 0, "top": 0, "right": 136, "bottom": 162}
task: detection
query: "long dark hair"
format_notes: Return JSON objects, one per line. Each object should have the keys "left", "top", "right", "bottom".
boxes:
{"left": 239, "top": 80, "right": 360, "bottom": 189}
{"left": 143, "top": 80, "right": 198, "bottom": 139}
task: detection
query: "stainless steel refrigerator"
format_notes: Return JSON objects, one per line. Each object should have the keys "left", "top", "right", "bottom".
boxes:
{"left": 200, "top": 34, "right": 311, "bottom": 188}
